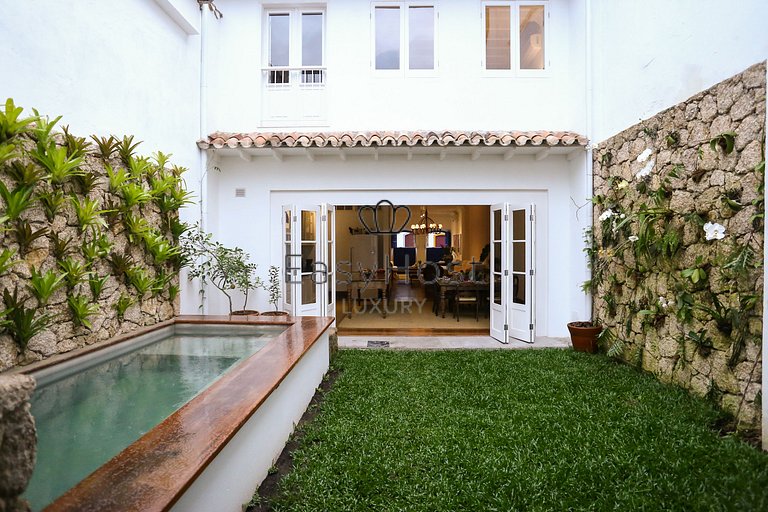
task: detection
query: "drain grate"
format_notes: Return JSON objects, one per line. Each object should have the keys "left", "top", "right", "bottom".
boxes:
{"left": 367, "top": 340, "right": 390, "bottom": 348}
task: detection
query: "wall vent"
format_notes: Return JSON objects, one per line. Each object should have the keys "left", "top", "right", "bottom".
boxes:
{"left": 235, "top": 188, "right": 246, "bottom": 198}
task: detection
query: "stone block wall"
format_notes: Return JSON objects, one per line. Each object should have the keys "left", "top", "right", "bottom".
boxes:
{"left": 0, "top": 375, "right": 35, "bottom": 512}
{"left": 0, "top": 105, "right": 183, "bottom": 372}
{"left": 591, "top": 62, "right": 766, "bottom": 428}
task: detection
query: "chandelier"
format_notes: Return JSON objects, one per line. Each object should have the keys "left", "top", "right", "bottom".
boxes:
{"left": 410, "top": 206, "right": 443, "bottom": 235}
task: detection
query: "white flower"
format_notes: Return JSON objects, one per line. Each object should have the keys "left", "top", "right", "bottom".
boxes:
{"left": 658, "top": 297, "right": 669, "bottom": 309}
{"left": 636, "top": 148, "right": 653, "bottom": 163}
{"left": 628, "top": 235, "right": 639, "bottom": 242}
{"left": 635, "top": 159, "right": 655, "bottom": 180}
{"left": 620, "top": 213, "right": 626, "bottom": 219}
{"left": 617, "top": 180, "right": 629, "bottom": 190}
{"left": 598, "top": 209, "right": 614, "bottom": 222}
{"left": 703, "top": 222, "right": 726, "bottom": 241}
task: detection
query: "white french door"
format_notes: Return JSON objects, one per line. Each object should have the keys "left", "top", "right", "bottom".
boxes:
{"left": 490, "top": 203, "right": 509, "bottom": 343}
{"left": 509, "top": 205, "right": 535, "bottom": 343}
{"left": 282, "top": 204, "right": 334, "bottom": 317}
{"left": 282, "top": 205, "right": 321, "bottom": 316}
{"left": 320, "top": 203, "right": 336, "bottom": 316}
{"left": 489, "top": 203, "right": 535, "bottom": 343}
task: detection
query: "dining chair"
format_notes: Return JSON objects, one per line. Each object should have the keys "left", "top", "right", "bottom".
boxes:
{"left": 454, "top": 285, "right": 480, "bottom": 321}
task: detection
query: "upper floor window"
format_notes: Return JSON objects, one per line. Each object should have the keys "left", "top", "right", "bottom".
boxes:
{"left": 266, "top": 9, "right": 325, "bottom": 84}
{"left": 373, "top": 3, "right": 436, "bottom": 72}
{"left": 483, "top": 2, "right": 546, "bottom": 73}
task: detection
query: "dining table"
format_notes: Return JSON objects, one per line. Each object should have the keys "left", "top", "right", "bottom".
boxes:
{"left": 435, "top": 279, "right": 490, "bottom": 318}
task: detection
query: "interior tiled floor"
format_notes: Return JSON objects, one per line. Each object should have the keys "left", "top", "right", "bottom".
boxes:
{"left": 336, "top": 281, "right": 491, "bottom": 330}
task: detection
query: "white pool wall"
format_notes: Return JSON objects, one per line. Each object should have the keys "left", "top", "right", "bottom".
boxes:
{"left": 170, "top": 329, "right": 330, "bottom": 511}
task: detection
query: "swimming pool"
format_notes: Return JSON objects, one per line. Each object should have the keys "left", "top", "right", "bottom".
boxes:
{"left": 18, "top": 316, "right": 332, "bottom": 511}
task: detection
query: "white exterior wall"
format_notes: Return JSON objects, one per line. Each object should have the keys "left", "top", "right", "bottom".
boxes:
{"left": 591, "top": 0, "right": 768, "bottom": 142}
{"left": 207, "top": 0, "right": 586, "bottom": 133}
{"left": 0, "top": 0, "right": 204, "bottom": 312}
{"left": 0, "top": 0, "right": 200, "bottom": 163}
{"left": 208, "top": 151, "right": 588, "bottom": 337}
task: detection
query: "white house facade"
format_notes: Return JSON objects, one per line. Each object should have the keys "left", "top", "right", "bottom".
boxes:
{"left": 2, "top": 0, "right": 767, "bottom": 344}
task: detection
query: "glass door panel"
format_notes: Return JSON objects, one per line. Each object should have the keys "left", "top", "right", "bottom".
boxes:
{"left": 508, "top": 205, "right": 534, "bottom": 343}
{"left": 490, "top": 203, "right": 509, "bottom": 343}
{"left": 320, "top": 204, "right": 336, "bottom": 317}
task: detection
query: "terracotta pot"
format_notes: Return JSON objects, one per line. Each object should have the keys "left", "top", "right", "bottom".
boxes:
{"left": 230, "top": 310, "right": 260, "bottom": 316}
{"left": 261, "top": 311, "right": 289, "bottom": 317}
{"left": 567, "top": 322, "right": 602, "bottom": 353}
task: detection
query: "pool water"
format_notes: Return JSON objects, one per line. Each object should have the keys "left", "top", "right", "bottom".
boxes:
{"left": 25, "top": 327, "right": 283, "bottom": 510}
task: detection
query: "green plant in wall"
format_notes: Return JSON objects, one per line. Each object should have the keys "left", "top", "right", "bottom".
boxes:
{"left": 2, "top": 287, "right": 51, "bottom": 351}
{"left": 115, "top": 293, "right": 134, "bottom": 321}
{"left": 168, "top": 283, "right": 180, "bottom": 302}
{"left": 108, "top": 252, "right": 134, "bottom": 282}
{"left": 0, "top": 249, "right": 19, "bottom": 277}
{"left": 119, "top": 182, "right": 151, "bottom": 210}
{"left": 0, "top": 98, "right": 37, "bottom": 143}
{"left": 6, "top": 161, "right": 45, "bottom": 189}
{"left": 169, "top": 218, "right": 190, "bottom": 243}
{"left": 681, "top": 256, "right": 708, "bottom": 285}
{"left": 687, "top": 328, "right": 713, "bottom": 357}
{"left": 124, "top": 213, "right": 150, "bottom": 243}
{"left": 50, "top": 232, "right": 73, "bottom": 260}
{"left": 82, "top": 235, "right": 112, "bottom": 265}
{"left": 143, "top": 230, "right": 180, "bottom": 265}
{"left": 62, "top": 125, "right": 92, "bottom": 159}
{"left": 73, "top": 171, "right": 100, "bottom": 195}
{"left": 0, "top": 181, "right": 35, "bottom": 221}
{"left": 28, "top": 267, "right": 67, "bottom": 306}
{"left": 117, "top": 135, "right": 142, "bottom": 166}
{"left": 106, "top": 165, "right": 129, "bottom": 193}
{"left": 88, "top": 273, "right": 109, "bottom": 300}
{"left": 71, "top": 196, "right": 108, "bottom": 232}
{"left": 665, "top": 131, "right": 680, "bottom": 148}
{"left": 709, "top": 131, "right": 737, "bottom": 155}
{"left": 13, "top": 220, "right": 48, "bottom": 253}
{"left": 58, "top": 256, "right": 88, "bottom": 289}
{"left": 68, "top": 294, "right": 99, "bottom": 329}
{"left": 126, "top": 265, "right": 156, "bottom": 297}
{"left": 90, "top": 134, "right": 118, "bottom": 160}
{"left": 128, "top": 155, "right": 152, "bottom": 180}
{"left": 0, "top": 144, "right": 19, "bottom": 167}
{"left": 38, "top": 190, "right": 66, "bottom": 222}
{"left": 32, "top": 142, "right": 84, "bottom": 185}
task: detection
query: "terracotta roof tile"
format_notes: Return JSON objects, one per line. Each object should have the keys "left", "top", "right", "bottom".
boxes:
{"left": 197, "top": 130, "right": 588, "bottom": 150}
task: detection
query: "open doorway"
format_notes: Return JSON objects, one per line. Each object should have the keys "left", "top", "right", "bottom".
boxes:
{"left": 334, "top": 205, "right": 492, "bottom": 334}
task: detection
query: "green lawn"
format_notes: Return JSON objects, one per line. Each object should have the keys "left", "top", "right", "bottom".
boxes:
{"left": 265, "top": 349, "right": 768, "bottom": 511}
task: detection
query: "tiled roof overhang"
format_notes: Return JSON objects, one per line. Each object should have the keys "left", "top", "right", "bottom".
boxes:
{"left": 197, "top": 130, "right": 588, "bottom": 150}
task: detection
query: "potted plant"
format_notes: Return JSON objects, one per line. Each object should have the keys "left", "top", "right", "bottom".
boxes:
{"left": 181, "top": 225, "right": 263, "bottom": 315}
{"left": 567, "top": 321, "right": 602, "bottom": 353}
{"left": 567, "top": 225, "right": 603, "bottom": 353}
{"left": 261, "top": 265, "right": 288, "bottom": 316}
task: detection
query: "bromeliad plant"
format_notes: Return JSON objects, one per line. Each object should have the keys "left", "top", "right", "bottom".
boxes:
{"left": 28, "top": 267, "right": 67, "bottom": 305}
{"left": 2, "top": 287, "right": 51, "bottom": 351}
{"left": 181, "top": 224, "right": 263, "bottom": 314}
{"left": 68, "top": 294, "right": 99, "bottom": 329}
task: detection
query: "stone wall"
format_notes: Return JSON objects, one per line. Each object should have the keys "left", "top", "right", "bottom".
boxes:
{"left": 0, "top": 104, "right": 183, "bottom": 371}
{"left": 0, "top": 375, "right": 35, "bottom": 512}
{"left": 591, "top": 62, "right": 766, "bottom": 428}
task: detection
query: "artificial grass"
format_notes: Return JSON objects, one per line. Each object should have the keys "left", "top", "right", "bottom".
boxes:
{"left": 267, "top": 349, "right": 768, "bottom": 511}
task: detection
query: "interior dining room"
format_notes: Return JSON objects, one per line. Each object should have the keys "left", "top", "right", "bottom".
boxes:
{"left": 334, "top": 204, "right": 492, "bottom": 335}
